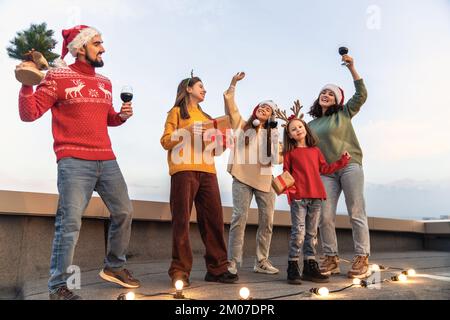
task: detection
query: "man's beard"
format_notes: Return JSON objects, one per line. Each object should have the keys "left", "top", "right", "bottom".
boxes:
{"left": 86, "top": 53, "right": 104, "bottom": 68}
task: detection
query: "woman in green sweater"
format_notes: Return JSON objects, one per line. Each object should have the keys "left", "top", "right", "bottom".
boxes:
{"left": 308, "top": 54, "right": 371, "bottom": 279}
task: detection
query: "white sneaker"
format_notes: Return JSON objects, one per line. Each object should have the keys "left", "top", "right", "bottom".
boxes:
{"left": 228, "top": 260, "right": 238, "bottom": 275}
{"left": 254, "top": 259, "right": 279, "bottom": 274}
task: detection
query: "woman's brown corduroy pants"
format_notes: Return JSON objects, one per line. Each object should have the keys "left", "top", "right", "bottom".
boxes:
{"left": 168, "top": 171, "right": 229, "bottom": 280}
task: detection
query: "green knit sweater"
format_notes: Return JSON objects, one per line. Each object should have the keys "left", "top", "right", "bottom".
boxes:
{"left": 308, "top": 79, "right": 367, "bottom": 166}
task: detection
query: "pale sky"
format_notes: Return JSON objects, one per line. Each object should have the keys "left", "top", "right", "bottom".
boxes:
{"left": 1, "top": 0, "right": 450, "bottom": 219}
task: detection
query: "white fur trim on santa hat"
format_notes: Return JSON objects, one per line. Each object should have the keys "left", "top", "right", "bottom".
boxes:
{"left": 67, "top": 27, "right": 101, "bottom": 58}
{"left": 258, "top": 100, "right": 278, "bottom": 112}
{"left": 321, "top": 84, "right": 344, "bottom": 105}
{"left": 255, "top": 100, "right": 278, "bottom": 126}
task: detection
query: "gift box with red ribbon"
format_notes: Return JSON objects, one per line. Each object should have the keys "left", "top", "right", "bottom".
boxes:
{"left": 202, "top": 115, "right": 233, "bottom": 154}
{"left": 272, "top": 171, "right": 295, "bottom": 195}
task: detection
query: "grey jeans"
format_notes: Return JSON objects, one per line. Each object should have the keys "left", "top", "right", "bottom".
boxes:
{"left": 289, "top": 199, "right": 322, "bottom": 261}
{"left": 319, "top": 163, "right": 371, "bottom": 256}
{"left": 228, "top": 178, "right": 276, "bottom": 264}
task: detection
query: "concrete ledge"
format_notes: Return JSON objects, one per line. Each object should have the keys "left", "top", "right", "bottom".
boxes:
{"left": 0, "top": 190, "right": 443, "bottom": 234}
{"left": 368, "top": 216, "right": 425, "bottom": 234}
{"left": 424, "top": 220, "right": 450, "bottom": 234}
{"left": 0, "top": 190, "right": 108, "bottom": 218}
{"left": 0, "top": 215, "right": 106, "bottom": 299}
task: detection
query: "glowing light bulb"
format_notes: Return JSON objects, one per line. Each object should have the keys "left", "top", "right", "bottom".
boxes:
{"left": 398, "top": 274, "right": 408, "bottom": 282}
{"left": 174, "top": 280, "right": 185, "bottom": 299}
{"left": 175, "top": 280, "right": 184, "bottom": 291}
{"left": 125, "top": 292, "right": 135, "bottom": 300}
{"left": 239, "top": 287, "right": 250, "bottom": 300}
{"left": 370, "top": 264, "right": 380, "bottom": 272}
{"left": 353, "top": 278, "right": 361, "bottom": 286}
{"left": 392, "top": 274, "right": 408, "bottom": 282}
{"left": 318, "top": 287, "right": 329, "bottom": 297}
{"left": 407, "top": 269, "right": 416, "bottom": 277}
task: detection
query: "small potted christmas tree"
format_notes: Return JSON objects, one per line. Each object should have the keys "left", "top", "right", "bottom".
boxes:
{"left": 7, "top": 23, "right": 60, "bottom": 86}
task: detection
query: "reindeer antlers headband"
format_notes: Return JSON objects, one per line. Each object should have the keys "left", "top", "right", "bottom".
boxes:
{"left": 274, "top": 101, "right": 304, "bottom": 128}
{"left": 185, "top": 69, "right": 195, "bottom": 87}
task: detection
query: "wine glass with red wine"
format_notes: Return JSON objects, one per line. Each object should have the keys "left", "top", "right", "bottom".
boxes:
{"left": 121, "top": 85, "right": 133, "bottom": 103}
{"left": 339, "top": 47, "right": 349, "bottom": 66}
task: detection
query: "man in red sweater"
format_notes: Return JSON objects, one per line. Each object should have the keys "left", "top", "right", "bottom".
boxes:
{"left": 18, "top": 25, "right": 140, "bottom": 300}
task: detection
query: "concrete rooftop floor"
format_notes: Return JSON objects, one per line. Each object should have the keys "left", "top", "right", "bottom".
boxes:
{"left": 22, "top": 251, "right": 450, "bottom": 301}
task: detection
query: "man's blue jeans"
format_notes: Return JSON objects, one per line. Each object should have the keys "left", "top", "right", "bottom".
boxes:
{"left": 48, "top": 158, "right": 133, "bottom": 292}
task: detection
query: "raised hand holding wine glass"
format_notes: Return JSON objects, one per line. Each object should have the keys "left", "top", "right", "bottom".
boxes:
{"left": 119, "top": 85, "right": 133, "bottom": 121}
{"left": 339, "top": 47, "right": 349, "bottom": 66}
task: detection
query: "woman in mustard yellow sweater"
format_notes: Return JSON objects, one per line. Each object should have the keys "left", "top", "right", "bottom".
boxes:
{"left": 160, "top": 76, "right": 238, "bottom": 287}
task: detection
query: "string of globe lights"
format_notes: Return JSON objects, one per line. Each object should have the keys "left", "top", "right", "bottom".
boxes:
{"left": 116, "top": 262, "right": 438, "bottom": 300}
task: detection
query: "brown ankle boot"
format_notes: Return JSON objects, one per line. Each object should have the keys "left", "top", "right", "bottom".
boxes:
{"left": 319, "top": 256, "right": 340, "bottom": 275}
{"left": 347, "top": 255, "right": 371, "bottom": 279}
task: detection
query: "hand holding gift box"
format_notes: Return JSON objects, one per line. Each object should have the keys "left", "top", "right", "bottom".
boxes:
{"left": 272, "top": 171, "right": 295, "bottom": 195}
{"left": 202, "top": 115, "right": 231, "bottom": 133}
{"left": 202, "top": 115, "right": 233, "bottom": 155}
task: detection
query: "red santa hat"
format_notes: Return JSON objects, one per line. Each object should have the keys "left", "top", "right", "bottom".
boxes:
{"left": 61, "top": 25, "right": 101, "bottom": 59}
{"left": 252, "top": 100, "right": 278, "bottom": 117}
{"left": 320, "top": 84, "right": 345, "bottom": 105}
{"left": 251, "top": 100, "right": 279, "bottom": 127}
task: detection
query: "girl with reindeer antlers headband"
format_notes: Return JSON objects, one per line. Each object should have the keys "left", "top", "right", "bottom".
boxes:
{"left": 275, "top": 101, "right": 350, "bottom": 285}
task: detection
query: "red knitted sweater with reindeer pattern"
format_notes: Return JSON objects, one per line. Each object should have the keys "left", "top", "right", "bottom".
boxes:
{"left": 19, "top": 60, "right": 125, "bottom": 162}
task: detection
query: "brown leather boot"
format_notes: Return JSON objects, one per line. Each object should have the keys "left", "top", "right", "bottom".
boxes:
{"left": 319, "top": 255, "right": 340, "bottom": 275}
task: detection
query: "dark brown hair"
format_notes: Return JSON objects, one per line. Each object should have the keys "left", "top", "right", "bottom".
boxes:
{"left": 172, "top": 77, "right": 212, "bottom": 120}
{"left": 282, "top": 119, "right": 318, "bottom": 154}
{"left": 308, "top": 96, "right": 343, "bottom": 119}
